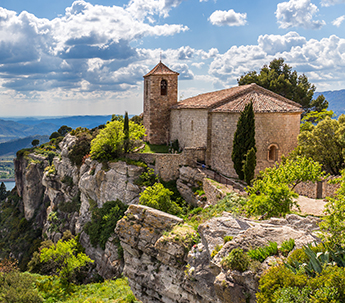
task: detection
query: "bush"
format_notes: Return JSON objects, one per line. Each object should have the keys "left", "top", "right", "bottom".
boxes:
{"left": 279, "top": 238, "right": 295, "bottom": 257}
{"left": 139, "top": 183, "right": 182, "bottom": 216}
{"left": 90, "top": 120, "right": 145, "bottom": 161}
{"left": 0, "top": 270, "right": 43, "bottom": 303}
{"left": 135, "top": 168, "right": 158, "bottom": 186}
{"left": 68, "top": 132, "right": 92, "bottom": 167}
{"left": 84, "top": 200, "right": 128, "bottom": 250}
{"left": 247, "top": 242, "right": 278, "bottom": 262}
{"left": 221, "top": 248, "right": 250, "bottom": 272}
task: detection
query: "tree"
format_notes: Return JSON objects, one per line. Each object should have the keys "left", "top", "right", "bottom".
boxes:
{"left": 320, "top": 171, "right": 345, "bottom": 248}
{"left": 238, "top": 58, "right": 328, "bottom": 113}
{"left": 57, "top": 125, "right": 72, "bottom": 137}
{"left": 40, "top": 237, "right": 93, "bottom": 286}
{"left": 243, "top": 147, "right": 256, "bottom": 186}
{"left": 90, "top": 120, "right": 145, "bottom": 161}
{"left": 245, "top": 156, "right": 325, "bottom": 218}
{"left": 294, "top": 115, "right": 345, "bottom": 175}
{"left": 31, "top": 139, "right": 39, "bottom": 147}
{"left": 124, "top": 111, "right": 129, "bottom": 154}
{"left": 0, "top": 182, "right": 8, "bottom": 200}
{"left": 139, "top": 183, "right": 182, "bottom": 216}
{"left": 49, "top": 132, "right": 61, "bottom": 140}
{"left": 232, "top": 102, "right": 256, "bottom": 180}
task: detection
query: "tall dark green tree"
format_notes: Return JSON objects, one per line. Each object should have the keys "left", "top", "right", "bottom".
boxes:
{"left": 243, "top": 147, "right": 256, "bottom": 186}
{"left": 0, "top": 182, "right": 8, "bottom": 200}
{"left": 232, "top": 102, "right": 256, "bottom": 180}
{"left": 237, "top": 58, "right": 328, "bottom": 113}
{"left": 124, "top": 112, "right": 129, "bottom": 153}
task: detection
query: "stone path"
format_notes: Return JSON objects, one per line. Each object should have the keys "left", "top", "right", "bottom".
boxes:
{"left": 294, "top": 195, "right": 328, "bottom": 216}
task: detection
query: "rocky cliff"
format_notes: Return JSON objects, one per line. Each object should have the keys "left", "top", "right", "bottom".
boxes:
{"left": 14, "top": 134, "right": 321, "bottom": 302}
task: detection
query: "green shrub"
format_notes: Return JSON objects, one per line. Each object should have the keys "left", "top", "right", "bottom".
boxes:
{"left": 90, "top": 120, "right": 145, "bottom": 161}
{"left": 68, "top": 132, "right": 92, "bottom": 167}
{"left": 223, "top": 236, "right": 233, "bottom": 243}
{"left": 84, "top": 200, "right": 128, "bottom": 250}
{"left": 221, "top": 248, "right": 250, "bottom": 272}
{"left": 61, "top": 175, "right": 73, "bottom": 187}
{"left": 247, "top": 242, "right": 278, "bottom": 263}
{"left": 211, "top": 244, "right": 223, "bottom": 258}
{"left": 135, "top": 168, "right": 158, "bottom": 186}
{"left": 59, "top": 191, "right": 81, "bottom": 213}
{"left": 0, "top": 270, "right": 43, "bottom": 303}
{"left": 139, "top": 183, "right": 182, "bottom": 216}
{"left": 279, "top": 238, "right": 295, "bottom": 257}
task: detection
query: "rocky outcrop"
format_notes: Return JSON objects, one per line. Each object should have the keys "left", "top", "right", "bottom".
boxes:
{"left": 116, "top": 205, "right": 320, "bottom": 303}
{"left": 15, "top": 134, "right": 145, "bottom": 279}
{"left": 15, "top": 153, "right": 49, "bottom": 220}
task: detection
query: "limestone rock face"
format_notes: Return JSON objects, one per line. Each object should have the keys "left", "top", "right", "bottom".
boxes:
{"left": 14, "top": 134, "right": 145, "bottom": 280}
{"left": 15, "top": 154, "right": 49, "bottom": 220}
{"left": 117, "top": 205, "right": 321, "bottom": 303}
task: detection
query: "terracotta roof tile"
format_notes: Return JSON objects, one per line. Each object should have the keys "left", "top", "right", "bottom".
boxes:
{"left": 144, "top": 62, "right": 179, "bottom": 77}
{"left": 172, "top": 83, "right": 303, "bottom": 113}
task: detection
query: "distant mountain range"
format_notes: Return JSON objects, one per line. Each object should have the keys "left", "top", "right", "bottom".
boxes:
{"left": 0, "top": 135, "right": 50, "bottom": 156}
{"left": 0, "top": 115, "right": 113, "bottom": 143}
{"left": 315, "top": 89, "right": 345, "bottom": 116}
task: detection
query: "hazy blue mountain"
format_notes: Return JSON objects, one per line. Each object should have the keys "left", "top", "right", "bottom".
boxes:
{"left": 0, "top": 115, "right": 114, "bottom": 143}
{"left": 0, "top": 135, "right": 50, "bottom": 156}
{"left": 0, "top": 120, "right": 56, "bottom": 143}
{"left": 315, "top": 89, "right": 345, "bottom": 116}
{"left": 5, "top": 115, "right": 113, "bottom": 129}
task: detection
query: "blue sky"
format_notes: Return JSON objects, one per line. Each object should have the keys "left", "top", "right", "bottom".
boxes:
{"left": 0, "top": 0, "right": 345, "bottom": 116}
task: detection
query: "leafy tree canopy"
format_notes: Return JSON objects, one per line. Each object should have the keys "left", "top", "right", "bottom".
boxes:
{"left": 139, "top": 183, "right": 182, "bottom": 216}
{"left": 293, "top": 115, "right": 345, "bottom": 175}
{"left": 57, "top": 125, "right": 72, "bottom": 137}
{"left": 237, "top": 58, "right": 328, "bottom": 113}
{"left": 40, "top": 237, "right": 93, "bottom": 286}
{"left": 246, "top": 156, "right": 325, "bottom": 218}
{"left": 31, "top": 139, "right": 39, "bottom": 147}
{"left": 90, "top": 120, "right": 145, "bottom": 161}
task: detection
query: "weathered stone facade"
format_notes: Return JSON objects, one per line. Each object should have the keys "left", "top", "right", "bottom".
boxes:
{"left": 143, "top": 62, "right": 179, "bottom": 145}
{"left": 210, "top": 112, "right": 301, "bottom": 177}
{"left": 170, "top": 108, "right": 208, "bottom": 149}
{"left": 144, "top": 62, "right": 303, "bottom": 178}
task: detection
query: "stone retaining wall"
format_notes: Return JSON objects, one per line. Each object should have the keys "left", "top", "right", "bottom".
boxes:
{"left": 127, "top": 147, "right": 206, "bottom": 181}
{"left": 294, "top": 176, "right": 341, "bottom": 199}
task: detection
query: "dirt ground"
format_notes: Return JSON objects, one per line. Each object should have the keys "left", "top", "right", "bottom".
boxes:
{"left": 294, "top": 196, "right": 328, "bottom": 216}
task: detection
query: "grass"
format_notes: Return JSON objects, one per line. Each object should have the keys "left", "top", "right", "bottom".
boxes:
{"left": 141, "top": 142, "right": 170, "bottom": 154}
{"left": 32, "top": 274, "right": 140, "bottom": 303}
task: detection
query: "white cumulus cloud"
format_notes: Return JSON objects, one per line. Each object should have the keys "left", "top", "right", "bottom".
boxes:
{"left": 276, "top": 0, "right": 326, "bottom": 29}
{"left": 208, "top": 32, "right": 345, "bottom": 90}
{"left": 321, "top": 0, "right": 345, "bottom": 6}
{"left": 209, "top": 9, "right": 247, "bottom": 26}
{"left": 332, "top": 15, "right": 345, "bottom": 27}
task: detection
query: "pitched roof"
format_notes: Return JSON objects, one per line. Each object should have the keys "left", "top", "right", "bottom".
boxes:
{"left": 172, "top": 83, "right": 303, "bottom": 113}
{"left": 144, "top": 61, "right": 179, "bottom": 77}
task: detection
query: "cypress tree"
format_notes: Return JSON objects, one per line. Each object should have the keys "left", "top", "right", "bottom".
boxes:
{"left": 243, "top": 147, "right": 257, "bottom": 185}
{"left": 231, "top": 102, "right": 256, "bottom": 180}
{"left": 124, "top": 112, "right": 129, "bottom": 153}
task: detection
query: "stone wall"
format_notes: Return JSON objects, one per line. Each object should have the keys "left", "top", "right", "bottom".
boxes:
{"left": 210, "top": 112, "right": 301, "bottom": 177}
{"left": 294, "top": 176, "right": 341, "bottom": 199}
{"left": 170, "top": 108, "right": 208, "bottom": 149}
{"left": 127, "top": 147, "right": 206, "bottom": 182}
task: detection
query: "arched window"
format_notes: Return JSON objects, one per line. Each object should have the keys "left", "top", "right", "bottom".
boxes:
{"left": 268, "top": 144, "right": 278, "bottom": 162}
{"left": 161, "top": 79, "right": 167, "bottom": 95}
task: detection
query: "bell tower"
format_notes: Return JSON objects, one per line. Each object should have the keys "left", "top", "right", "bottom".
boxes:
{"left": 143, "top": 62, "right": 179, "bottom": 145}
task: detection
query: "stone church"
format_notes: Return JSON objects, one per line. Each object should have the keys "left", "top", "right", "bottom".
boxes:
{"left": 143, "top": 62, "right": 303, "bottom": 177}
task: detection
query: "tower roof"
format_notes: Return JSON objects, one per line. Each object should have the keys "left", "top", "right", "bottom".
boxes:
{"left": 144, "top": 61, "right": 179, "bottom": 78}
